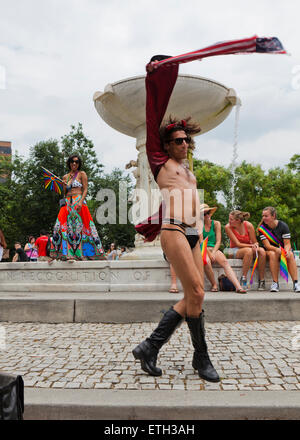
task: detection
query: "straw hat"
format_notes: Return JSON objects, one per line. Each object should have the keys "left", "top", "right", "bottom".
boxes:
{"left": 200, "top": 203, "right": 218, "bottom": 217}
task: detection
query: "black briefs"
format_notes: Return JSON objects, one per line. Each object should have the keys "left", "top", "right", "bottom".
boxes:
{"left": 161, "top": 218, "right": 199, "bottom": 250}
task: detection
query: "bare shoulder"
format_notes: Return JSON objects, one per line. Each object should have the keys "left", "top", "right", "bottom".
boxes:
{"left": 246, "top": 221, "right": 254, "bottom": 230}
{"left": 214, "top": 220, "right": 221, "bottom": 229}
{"left": 225, "top": 223, "right": 232, "bottom": 234}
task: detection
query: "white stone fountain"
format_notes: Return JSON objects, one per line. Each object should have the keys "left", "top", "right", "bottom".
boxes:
{"left": 93, "top": 74, "right": 240, "bottom": 259}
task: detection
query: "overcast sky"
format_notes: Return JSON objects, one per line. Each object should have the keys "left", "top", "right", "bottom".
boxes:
{"left": 0, "top": 0, "right": 299, "bottom": 176}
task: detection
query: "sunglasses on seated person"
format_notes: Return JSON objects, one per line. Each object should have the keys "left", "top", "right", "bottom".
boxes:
{"left": 167, "top": 136, "right": 192, "bottom": 145}
{"left": 71, "top": 159, "right": 79, "bottom": 164}
{"left": 204, "top": 211, "right": 211, "bottom": 216}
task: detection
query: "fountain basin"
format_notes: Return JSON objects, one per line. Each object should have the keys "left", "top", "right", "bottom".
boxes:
{"left": 93, "top": 74, "right": 239, "bottom": 137}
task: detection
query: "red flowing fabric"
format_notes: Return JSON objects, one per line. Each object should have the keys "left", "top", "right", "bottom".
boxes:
{"left": 135, "top": 36, "right": 286, "bottom": 241}
{"left": 135, "top": 64, "right": 178, "bottom": 241}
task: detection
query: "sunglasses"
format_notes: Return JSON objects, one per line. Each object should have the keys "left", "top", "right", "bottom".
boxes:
{"left": 168, "top": 136, "right": 191, "bottom": 145}
{"left": 204, "top": 211, "right": 211, "bottom": 216}
{"left": 71, "top": 159, "right": 79, "bottom": 164}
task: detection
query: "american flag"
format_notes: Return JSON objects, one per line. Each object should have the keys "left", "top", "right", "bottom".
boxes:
{"left": 153, "top": 36, "right": 286, "bottom": 68}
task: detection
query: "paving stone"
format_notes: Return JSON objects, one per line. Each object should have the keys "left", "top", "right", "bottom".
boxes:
{"left": 1, "top": 320, "right": 300, "bottom": 391}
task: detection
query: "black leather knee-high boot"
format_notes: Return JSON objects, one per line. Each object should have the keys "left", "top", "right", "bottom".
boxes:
{"left": 132, "top": 307, "right": 183, "bottom": 376}
{"left": 186, "top": 311, "right": 220, "bottom": 382}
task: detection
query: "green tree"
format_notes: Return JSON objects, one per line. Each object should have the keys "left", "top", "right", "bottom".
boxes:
{"left": 93, "top": 168, "right": 136, "bottom": 250}
{"left": 0, "top": 124, "right": 136, "bottom": 253}
{"left": 287, "top": 154, "right": 300, "bottom": 173}
{"left": 193, "top": 158, "right": 300, "bottom": 249}
{"left": 193, "top": 159, "right": 232, "bottom": 246}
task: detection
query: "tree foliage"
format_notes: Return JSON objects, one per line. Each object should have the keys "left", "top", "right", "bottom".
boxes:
{"left": 193, "top": 157, "right": 300, "bottom": 249}
{"left": 0, "top": 124, "right": 136, "bottom": 254}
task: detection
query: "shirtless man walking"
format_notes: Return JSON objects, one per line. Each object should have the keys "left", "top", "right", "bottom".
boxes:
{"left": 132, "top": 57, "right": 220, "bottom": 383}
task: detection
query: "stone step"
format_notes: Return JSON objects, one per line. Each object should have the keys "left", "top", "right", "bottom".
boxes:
{"left": 23, "top": 388, "right": 300, "bottom": 420}
{"left": 0, "top": 290, "right": 299, "bottom": 323}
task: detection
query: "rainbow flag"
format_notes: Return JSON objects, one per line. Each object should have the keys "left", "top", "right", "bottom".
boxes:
{"left": 42, "top": 167, "right": 64, "bottom": 195}
{"left": 250, "top": 251, "right": 258, "bottom": 285}
{"left": 200, "top": 236, "right": 208, "bottom": 266}
{"left": 258, "top": 225, "right": 283, "bottom": 247}
{"left": 280, "top": 247, "right": 289, "bottom": 283}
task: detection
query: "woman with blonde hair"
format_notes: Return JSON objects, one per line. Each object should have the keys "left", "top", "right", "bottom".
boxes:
{"left": 225, "top": 210, "right": 266, "bottom": 290}
{"left": 201, "top": 204, "right": 247, "bottom": 294}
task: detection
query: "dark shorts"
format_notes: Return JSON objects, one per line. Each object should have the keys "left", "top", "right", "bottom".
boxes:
{"left": 161, "top": 218, "right": 199, "bottom": 262}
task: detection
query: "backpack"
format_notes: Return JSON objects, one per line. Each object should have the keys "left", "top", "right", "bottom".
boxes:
{"left": 218, "top": 274, "right": 235, "bottom": 291}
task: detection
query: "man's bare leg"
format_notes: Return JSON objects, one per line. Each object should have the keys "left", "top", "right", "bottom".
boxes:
{"left": 132, "top": 229, "right": 202, "bottom": 376}
{"left": 181, "top": 241, "right": 220, "bottom": 382}
{"left": 163, "top": 231, "right": 219, "bottom": 382}
{"left": 169, "top": 264, "right": 179, "bottom": 293}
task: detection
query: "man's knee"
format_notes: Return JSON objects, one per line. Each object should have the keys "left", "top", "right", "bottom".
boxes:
{"left": 190, "top": 281, "right": 204, "bottom": 303}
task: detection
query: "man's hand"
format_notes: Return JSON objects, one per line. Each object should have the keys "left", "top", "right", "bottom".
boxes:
{"left": 146, "top": 61, "right": 159, "bottom": 73}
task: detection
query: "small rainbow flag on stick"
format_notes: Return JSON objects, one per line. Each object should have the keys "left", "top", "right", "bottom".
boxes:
{"left": 280, "top": 247, "right": 289, "bottom": 283}
{"left": 250, "top": 251, "right": 258, "bottom": 285}
{"left": 200, "top": 236, "right": 208, "bottom": 266}
{"left": 42, "top": 167, "right": 64, "bottom": 195}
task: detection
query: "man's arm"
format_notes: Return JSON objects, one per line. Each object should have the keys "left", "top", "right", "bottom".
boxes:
{"left": 145, "top": 64, "right": 179, "bottom": 180}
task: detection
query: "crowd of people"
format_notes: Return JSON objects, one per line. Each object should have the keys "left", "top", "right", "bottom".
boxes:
{"left": 168, "top": 205, "right": 300, "bottom": 294}
{"left": 0, "top": 229, "right": 129, "bottom": 263}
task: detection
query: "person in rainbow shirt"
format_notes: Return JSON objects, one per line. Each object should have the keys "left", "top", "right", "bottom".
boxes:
{"left": 258, "top": 206, "right": 300, "bottom": 292}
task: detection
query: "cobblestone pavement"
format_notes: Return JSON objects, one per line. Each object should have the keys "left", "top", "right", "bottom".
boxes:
{"left": 0, "top": 321, "right": 300, "bottom": 391}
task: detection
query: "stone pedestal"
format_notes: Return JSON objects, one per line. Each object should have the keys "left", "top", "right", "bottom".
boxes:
{"left": 1, "top": 259, "right": 299, "bottom": 293}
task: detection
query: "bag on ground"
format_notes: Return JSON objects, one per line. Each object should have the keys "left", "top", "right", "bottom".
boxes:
{"left": 0, "top": 373, "right": 24, "bottom": 420}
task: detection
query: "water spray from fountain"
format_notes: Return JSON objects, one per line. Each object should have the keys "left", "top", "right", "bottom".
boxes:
{"left": 230, "top": 100, "right": 241, "bottom": 209}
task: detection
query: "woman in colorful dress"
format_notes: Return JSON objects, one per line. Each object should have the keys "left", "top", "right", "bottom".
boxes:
{"left": 51, "top": 154, "right": 104, "bottom": 260}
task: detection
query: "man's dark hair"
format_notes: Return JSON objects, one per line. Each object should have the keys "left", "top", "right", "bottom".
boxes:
{"left": 40, "top": 229, "right": 48, "bottom": 236}
{"left": 159, "top": 116, "right": 201, "bottom": 151}
{"left": 67, "top": 154, "right": 82, "bottom": 170}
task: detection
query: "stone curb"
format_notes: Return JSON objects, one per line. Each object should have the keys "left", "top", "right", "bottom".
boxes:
{"left": 0, "top": 291, "right": 300, "bottom": 323}
{"left": 23, "top": 388, "right": 300, "bottom": 420}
